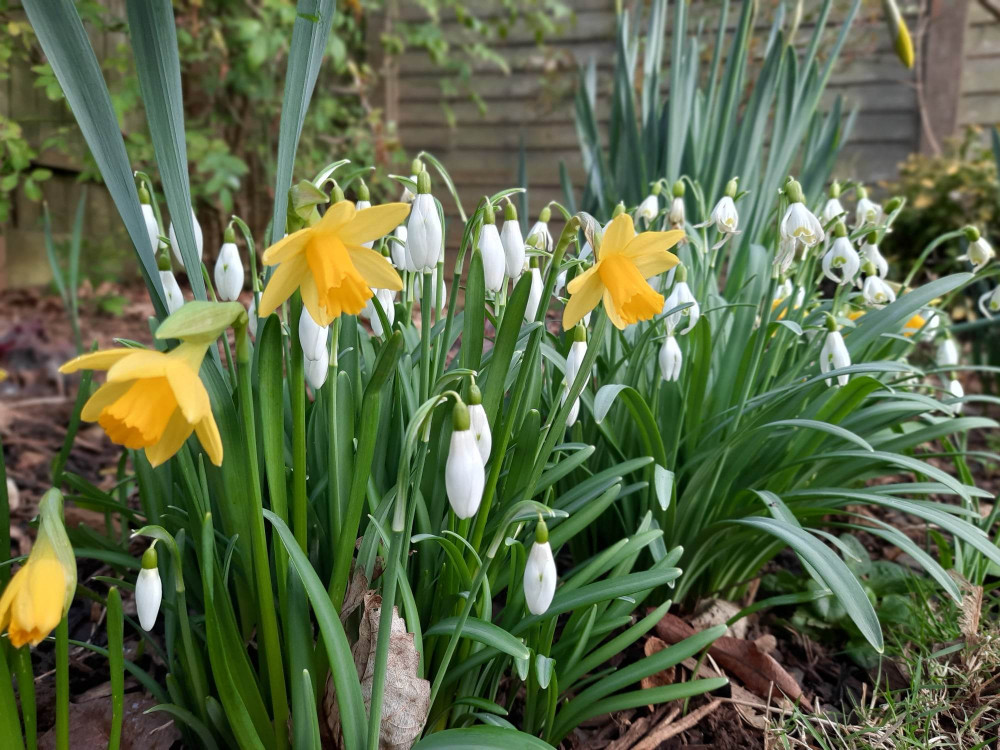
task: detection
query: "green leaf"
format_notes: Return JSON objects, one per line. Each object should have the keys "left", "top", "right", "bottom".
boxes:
{"left": 412, "top": 728, "right": 555, "bottom": 750}
{"left": 425, "top": 617, "right": 529, "bottom": 661}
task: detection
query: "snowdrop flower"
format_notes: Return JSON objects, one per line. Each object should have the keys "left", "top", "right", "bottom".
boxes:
{"left": 391, "top": 225, "right": 409, "bottom": 271}
{"left": 821, "top": 181, "right": 845, "bottom": 225}
{"left": 637, "top": 182, "right": 661, "bottom": 224}
{"left": 135, "top": 546, "right": 162, "bottom": 632}
{"left": 467, "top": 383, "right": 491, "bottom": 464}
{"left": 822, "top": 224, "right": 860, "bottom": 285}
{"left": 859, "top": 236, "right": 888, "bottom": 278}
{"left": 959, "top": 227, "right": 994, "bottom": 272}
{"left": 478, "top": 204, "right": 506, "bottom": 293}
{"left": 553, "top": 267, "right": 567, "bottom": 297}
{"left": 247, "top": 297, "right": 258, "bottom": 338}
{"left": 662, "top": 266, "right": 699, "bottom": 335}
{"left": 937, "top": 337, "right": 959, "bottom": 368}
{"left": 523, "top": 519, "right": 556, "bottom": 615}
{"left": 668, "top": 180, "right": 686, "bottom": 230}
{"left": 774, "top": 236, "right": 799, "bottom": 276}
{"left": 298, "top": 308, "right": 328, "bottom": 361}
{"left": 979, "top": 286, "right": 1000, "bottom": 318}
{"left": 405, "top": 172, "right": 442, "bottom": 272}
{"left": 500, "top": 201, "right": 525, "bottom": 280}
{"left": 861, "top": 263, "right": 896, "bottom": 306}
{"left": 400, "top": 158, "right": 422, "bottom": 202}
{"left": 527, "top": 205, "right": 553, "bottom": 254}
{"left": 658, "top": 335, "right": 682, "bottom": 382}
{"left": 168, "top": 207, "right": 204, "bottom": 269}
{"left": 159, "top": 269, "right": 185, "bottom": 314}
{"left": 213, "top": 227, "right": 244, "bottom": 301}
{"left": 774, "top": 278, "right": 793, "bottom": 303}
{"left": 820, "top": 315, "right": 851, "bottom": 387}
{"left": 948, "top": 379, "right": 964, "bottom": 412}
{"left": 445, "top": 399, "right": 485, "bottom": 519}
{"left": 562, "top": 324, "right": 588, "bottom": 427}
{"left": 780, "top": 180, "right": 825, "bottom": 248}
{"left": 853, "top": 185, "right": 883, "bottom": 230}
{"left": 304, "top": 345, "right": 329, "bottom": 390}
{"left": 524, "top": 263, "right": 543, "bottom": 322}
{"left": 355, "top": 180, "right": 375, "bottom": 248}
{"left": 362, "top": 288, "right": 396, "bottom": 337}
{"left": 711, "top": 179, "right": 741, "bottom": 234}
{"left": 139, "top": 184, "right": 161, "bottom": 254}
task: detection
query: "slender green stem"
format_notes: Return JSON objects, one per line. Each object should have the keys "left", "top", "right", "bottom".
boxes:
{"left": 289, "top": 295, "right": 308, "bottom": 551}
{"left": 328, "top": 317, "right": 343, "bottom": 546}
{"left": 55, "top": 618, "right": 68, "bottom": 750}
{"left": 0, "top": 641, "right": 25, "bottom": 750}
{"left": 420, "top": 273, "right": 432, "bottom": 402}
{"left": 236, "top": 323, "right": 289, "bottom": 750}
{"left": 106, "top": 587, "right": 124, "bottom": 750}
{"left": 13, "top": 646, "right": 35, "bottom": 750}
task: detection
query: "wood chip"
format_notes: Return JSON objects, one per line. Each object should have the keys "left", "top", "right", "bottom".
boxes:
{"left": 630, "top": 699, "right": 723, "bottom": 749}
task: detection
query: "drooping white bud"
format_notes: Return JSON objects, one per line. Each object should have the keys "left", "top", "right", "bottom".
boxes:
{"left": 854, "top": 196, "right": 884, "bottom": 229}
{"left": 948, "top": 379, "right": 964, "bottom": 413}
{"left": 523, "top": 521, "right": 556, "bottom": 615}
{"left": 168, "top": 208, "right": 204, "bottom": 269}
{"left": 159, "top": 270, "right": 185, "bottom": 314}
{"left": 298, "top": 308, "right": 329, "bottom": 361}
{"left": 637, "top": 193, "right": 659, "bottom": 223}
{"left": 962, "top": 236, "right": 995, "bottom": 273}
{"left": 467, "top": 384, "right": 490, "bottom": 464}
{"left": 658, "top": 335, "right": 682, "bottom": 382}
{"left": 527, "top": 218, "right": 553, "bottom": 254}
{"left": 500, "top": 213, "right": 525, "bottom": 279}
{"left": 563, "top": 327, "right": 587, "bottom": 427}
{"left": 979, "top": 286, "right": 1000, "bottom": 318}
{"left": 860, "top": 241, "right": 888, "bottom": 278}
{"left": 821, "top": 197, "right": 845, "bottom": 225}
{"left": 362, "top": 288, "right": 396, "bottom": 337}
{"left": 135, "top": 547, "right": 162, "bottom": 632}
{"left": 304, "top": 344, "right": 329, "bottom": 391}
{"left": 820, "top": 327, "right": 851, "bottom": 387}
{"left": 445, "top": 401, "right": 485, "bottom": 519}
{"left": 214, "top": 238, "right": 244, "bottom": 302}
{"left": 662, "top": 277, "right": 699, "bottom": 335}
{"left": 406, "top": 186, "right": 442, "bottom": 273}
{"left": 478, "top": 222, "right": 506, "bottom": 293}
{"left": 668, "top": 196, "right": 686, "bottom": 229}
{"left": 709, "top": 195, "right": 739, "bottom": 234}
{"left": 141, "top": 203, "right": 161, "bottom": 255}
{"left": 774, "top": 236, "right": 798, "bottom": 276}
{"left": 936, "top": 338, "right": 959, "bottom": 368}
{"left": 524, "top": 267, "right": 542, "bottom": 322}
{"left": 822, "top": 236, "right": 860, "bottom": 285}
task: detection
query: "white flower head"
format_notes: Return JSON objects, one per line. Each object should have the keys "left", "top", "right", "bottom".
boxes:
{"left": 662, "top": 272, "right": 699, "bottom": 335}
{"left": 405, "top": 174, "right": 442, "bottom": 272}
{"left": 822, "top": 234, "right": 860, "bottom": 285}
{"left": 527, "top": 205, "right": 554, "bottom": 254}
{"left": 862, "top": 274, "right": 896, "bottom": 307}
{"left": 304, "top": 344, "right": 329, "bottom": 391}
{"left": 821, "top": 197, "right": 845, "bottom": 225}
{"left": 500, "top": 214, "right": 526, "bottom": 280}
{"left": 948, "top": 378, "right": 964, "bottom": 413}
{"left": 658, "top": 335, "right": 682, "bottom": 382}
{"left": 774, "top": 278, "right": 793, "bottom": 302}
{"left": 141, "top": 202, "right": 161, "bottom": 255}
{"left": 710, "top": 195, "right": 739, "bottom": 234}
{"left": 820, "top": 325, "right": 851, "bottom": 387}
{"left": 860, "top": 240, "right": 888, "bottom": 278}
{"left": 669, "top": 196, "right": 686, "bottom": 229}
{"left": 391, "top": 224, "right": 410, "bottom": 271}
{"left": 525, "top": 266, "right": 543, "bottom": 322}
{"left": 135, "top": 547, "right": 162, "bottom": 632}
{"left": 214, "top": 232, "right": 244, "bottom": 301}
{"left": 362, "top": 288, "right": 396, "bottom": 337}
{"left": 979, "top": 286, "right": 1000, "bottom": 318}
{"left": 168, "top": 208, "right": 204, "bottom": 269}
{"left": 298, "top": 308, "right": 329, "bottom": 361}
{"left": 478, "top": 219, "right": 506, "bottom": 293}
{"left": 523, "top": 521, "right": 557, "bottom": 615}
{"left": 960, "top": 234, "right": 995, "bottom": 273}
{"left": 637, "top": 193, "right": 659, "bottom": 223}
{"left": 775, "top": 235, "right": 799, "bottom": 276}
{"left": 854, "top": 192, "right": 884, "bottom": 229}
{"left": 780, "top": 202, "right": 825, "bottom": 248}
{"left": 467, "top": 383, "right": 491, "bottom": 464}
{"left": 937, "top": 337, "right": 959, "bottom": 368}
{"left": 159, "top": 270, "right": 185, "bottom": 314}
{"left": 562, "top": 325, "right": 588, "bottom": 427}
{"left": 445, "top": 401, "right": 485, "bottom": 519}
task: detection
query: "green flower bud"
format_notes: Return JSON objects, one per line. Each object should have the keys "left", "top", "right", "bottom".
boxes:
{"left": 452, "top": 399, "right": 471, "bottom": 431}
{"left": 483, "top": 200, "right": 496, "bottom": 225}
{"left": 963, "top": 225, "right": 981, "bottom": 243}
{"left": 141, "top": 546, "right": 158, "bottom": 570}
{"left": 784, "top": 178, "right": 805, "bottom": 204}
{"left": 539, "top": 205, "right": 552, "bottom": 223}
{"left": 535, "top": 517, "right": 549, "bottom": 544}
{"left": 573, "top": 323, "right": 587, "bottom": 343}
{"left": 224, "top": 225, "right": 236, "bottom": 244}
{"left": 357, "top": 178, "right": 370, "bottom": 202}
{"left": 884, "top": 196, "right": 902, "bottom": 213}
{"left": 417, "top": 170, "right": 431, "bottom": 195}
{"left": 724, "top": 177, "right": 739, "bottom": 198}
{"left": 672, "top": 180, "right": 685, "bottom": 198}
{"left": 651, "top": 181, "right": 662, "bottom": 196}
{"left": 829, "top": 180, "right": 841, "bottom": 199}
{"left": 331, "top": 185, "right": 346, "bottom": 203}
{"left": 468, "top": 382, "right": 483, "bottom": 406}
{"left": 411, "top": 157, "right": 424, "bottom": 175}
{"left": 138, "top": 184, "right": 152, "bottom": 205}
{"left": 676, "top": 264, "right": 688, "bottom": 283}
{"left": 504, "top": 199, "right": 517, "bottom": 221}
{"left": 834, "top": 221, "right": 847, "bottom": 238}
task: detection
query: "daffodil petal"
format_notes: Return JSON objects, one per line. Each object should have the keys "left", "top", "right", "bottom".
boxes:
{"left": 626, "top": 245, "right": 681, "bottom": 279}
{"left": 261, "top": 227, "right": 310, "bottom": 265}
{"left": 338, "top": 203, "right": 410, "bottom": 247}
{"left": 59, "top": 348, "right": 137, "bottom": 374}
{"left": 258, "top": 252, "right": 309, "bottom": 317}
{"left": 106, "top": 350, "right": 170, "bottom": 383}
{"left": 600, "top": 214, "right": 635, "bottom": 259}
{"left": 145, "top": 410, "right": 194, "bottom": 468}
{"left": 315, "top": 200, "right": 356, "bottom": 233}
{"left": 165, "top": 361, "right": 211, "bottom": 423}
{"left": 195, "top": 414, "right": 224, "bottom": 466}
{"left": 347, "top": 245, "right": 404, "bottom": 291}
{"left": 566, "top": 265, "right": 598, "bottom": 295}
{"left": 300, "top": 276, "right": 334, "bottom": 327}
{"left": 602, "top": 288, "right": 627, "bottom": 330}
{"left": 623, "top": 230, "right": 684, "bottom": 263}
{"left": 0, "top": 566, "right": 26, "bottom": 631}
{"left": 81, "top": 381, "right": 133, "bottom": 421}
{"left": 563, "top": 270, "right": 604, "bottom": 330}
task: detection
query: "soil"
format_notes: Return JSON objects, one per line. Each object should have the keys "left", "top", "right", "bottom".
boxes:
{"left": 2, "top": 283, "right": 997, "bottom": 749}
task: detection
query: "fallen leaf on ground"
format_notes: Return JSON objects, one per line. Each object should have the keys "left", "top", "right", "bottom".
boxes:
{"left": 639, "top": 636, "right": 675, "bottom": 692}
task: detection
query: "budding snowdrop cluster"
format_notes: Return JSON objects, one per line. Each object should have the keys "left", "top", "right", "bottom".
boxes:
{"left": 478, "top": 202, "right": 506, "bottom": 293}
{"left": 959, "top": 226, "right": 995, "bottom": 273}
{"left": 213, "top": 226, "right": 244, "bottom": 301}
{"left": 135, "top": 545, "right": 162, "bottom": 632}
{"left": 168, "top": 207, "right": 204, "bottom": 269}
{"left": 562, "top": 325, "right": 588, "bottom": 427}
{"left": 820, "top": 181, "right": 845, "bottom": 225}
{"left": 780, "top": 179, "right": 824, "bottom": 248}
{"left": 523, "top": 518, "right": 556, "bottom": 615}
{"left": 406, "top": 171, "right": 442, "bottom": 273}
{"left": 299, "top": 309, "right": 329, "bottom": 390}
{"left": 500, "top": 200, "right": 526, "bottom": 279}
{"left": 820, "top": 314, "right": 851, "bottom": 387}
{"left": 467, "top": 383, "right": 491, "bottom": 464}
{"left": 445, "top": 399, "right": 485, "bottom": 519}
{"left": 658, "top": 335, "right": 682, "bottom": 382}
{"left": 637, "top": 181, "right": 661, "bottom": 224}
{"left": 662, "top": 265, "right": 699, "bottom": 335}
{"left": 853, "top": 185, "right": 883, "bottom": 229}
{"left": 821, "top": 223, "right": 860, "bottom": 285}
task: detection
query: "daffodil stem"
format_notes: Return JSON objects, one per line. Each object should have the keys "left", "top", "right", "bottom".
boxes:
{"left": 0, "top": 641, "right": 26, "bottom": 750}
{"left": 13, "top": 646, "right": 35, "bottom": 750}
{"left": 289, "top": 295, "right": 309, "bottom": 552}
{"left": 55, "top": 617, "right": 68, "bottom": 750}
{"left": 236, "top": 322, "right": 290, "bottom": 750}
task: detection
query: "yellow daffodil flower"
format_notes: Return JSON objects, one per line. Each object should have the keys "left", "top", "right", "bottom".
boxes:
{"left": 563, "top": 214, "right": 682, "bottom": 330}
{"left": 59, "top": 342, "right": 221, "bottom": 467}
{"left": 259, "top": 200, "right": 409, "bottom": 326}
{"left": 0, "top": 489, "right": 76, "bottom": 648}
{"left": 847, "top": 309, "right": 927, "bottom": 338}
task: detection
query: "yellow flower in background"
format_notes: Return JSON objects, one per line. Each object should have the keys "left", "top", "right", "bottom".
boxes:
{"left": 0, "top": 489, "right": 76, "bottom": 648}
{"left": 846, "top": 309, "right": 927, "bottom": 338}
{"left": 563, "top": 214, "right": 683, "bottom": 330}
{"left": 60, "top": 343, "right": 222, "bottom": 467}
{"left": 259, "top": 200, "right": 408, "bottom": 326}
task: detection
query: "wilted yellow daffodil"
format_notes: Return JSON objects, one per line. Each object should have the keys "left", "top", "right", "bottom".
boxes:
{"left": 259, "top": 200, "right": 409, "bottom": 326}
{"left": 0, "top": 489, "right": 76, "bottom": 648}
{"left": 60, "top": 342, "right": 221, "bottom": 467}
{"left": 563, "top": 214, "right": 682, "bottom": 330}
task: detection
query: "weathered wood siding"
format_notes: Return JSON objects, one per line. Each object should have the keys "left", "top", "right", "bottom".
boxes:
{"left": 392, "top": 0, "right": 998, "bottom": 231}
